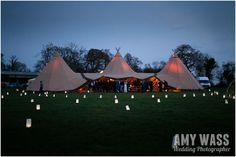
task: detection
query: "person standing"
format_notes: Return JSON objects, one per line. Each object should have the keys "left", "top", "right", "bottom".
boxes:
{"left": 40, "top": 81, "right": 43, "bottom": 93}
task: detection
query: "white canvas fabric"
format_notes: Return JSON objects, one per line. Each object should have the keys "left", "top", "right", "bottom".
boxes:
{"left": 27, "top": 53, "right": 86, "bottom": 91}
{"left": 156, "top": 53, "right": 203, "bottom": 90}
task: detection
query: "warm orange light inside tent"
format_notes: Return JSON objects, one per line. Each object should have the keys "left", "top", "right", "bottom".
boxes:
{"left": 167, "top": 63, "right": 184, "bottom": 74}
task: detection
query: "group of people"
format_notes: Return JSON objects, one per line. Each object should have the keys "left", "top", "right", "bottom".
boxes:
{"left": 88, "top": 79, "right": 155, "bottom": 93}
{"left": 158, "top": 80, "right": 169, "bottom": 92}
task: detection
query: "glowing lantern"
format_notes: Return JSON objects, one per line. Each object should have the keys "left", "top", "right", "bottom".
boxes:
{"left": 233, "top": 96, "right": 235, "bottom": 99}
{"left": 157, "top": 98, "right": 161, "bottom": 103}
{"left": 30, "top": 99, "right": 34, "bottom": 103}
{"left": 126, "top": 105, "right": 130, "bottom": 111}
{"left": 16, "top": 89, "right": 19, "bottom": 92}
{"left": 208, "top": 89, "right": 211, "bottom": 92}
{"left": 36, "top": 104, "right": 40, "bottom": 110}
{"left": 1, "top": 95, "right": 4, "bottom": 99}
{"left": 22, "top": 90, "right": 25, "bottom": 93}
{"left": 152, "top": 95, "right": 155, "bottom": 98}
{"left": 193, "top": 93, "right": 195, "bottom": 97}
{"left": 26, "top": 119, "right": 32, "bottom": 128}
{"left": 38, "top": 93, "right": 41, "bottom": 96}
{"left": 65, "top": 91, "right": 67, "bottom": 94}
{"left": 114, "top": 95, "right": 117, "bottom": 99}
{"left": 24, "top": 92, "right": 27, "bottom": 96}
{"left": 53, "top": 94, "right": 55, "bottom": 97}
{"left": 66, "top": 95, "right": 68, "bottom": 98}
{"left": 115, "top": 99, "right": 119, "bottom": 104}
{"left": 99, "top": 95, "right": 102, "bottom": 99}
{"left": 183, "top": 94, "right": 186, "bottom": 98}
{"left": 33, "top": 91, "right": 35, "bottom": 94}
{"left": 76, "top": 99, "right": 79, "bottom": 104}
{"left": 210, "top": 93, "right": 213, "bottom": 96}
{"left": 45, "top": 94, "right": 48, "bottom": 97}
{"left": 83, "top": 95, "right": 86, "bottom": 99}
{"left": 6, "top": 92, "right": 9, "bottom": 95}
{"left": 131, "top": 95, "right": 134, "bottom": 99}
{"left": 165, "top": 94, "right": 168, "bottom": 98}
{"left": 225, "top": 99, "right": 228, "bottom": 104}
{"left": 203, "top": 93, "right": 205, "bottom": 97}
{"left": 20, "top": 93, "right": 23, "bottom": 96}
{"left": 223, "top": 95, "right": 226, "bottom": 99}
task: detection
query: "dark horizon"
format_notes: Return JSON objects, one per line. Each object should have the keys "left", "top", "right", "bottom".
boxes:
{"left": 2, "top": 1, "right": 235, "bottom": 71}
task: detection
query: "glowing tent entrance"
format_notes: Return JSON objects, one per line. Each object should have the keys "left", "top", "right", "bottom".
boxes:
{"left": 156, "top": 53, "right": 203, "bottom": 90}
{"left": 27, "top": 53, "right": 86, "bottom": 91}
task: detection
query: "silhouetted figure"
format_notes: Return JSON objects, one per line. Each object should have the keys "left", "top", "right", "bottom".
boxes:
{"left": 164, "top": 80, "right": 169, "bottom": 92}
{"left": 149, "top": 81, "right": 153, "bottom": 92}
{"left": 158, "top": 81, "right": 163, "bottom": 92}
{"left": 40, "top": 81, "right": 43, "bottom": 93}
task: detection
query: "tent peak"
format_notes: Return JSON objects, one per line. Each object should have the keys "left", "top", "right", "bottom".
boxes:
{"left": 171, "top": 52, "right": 178, "bottom": 58}
{"left": 54, "top": 52, "right": 61, "bottom": 57}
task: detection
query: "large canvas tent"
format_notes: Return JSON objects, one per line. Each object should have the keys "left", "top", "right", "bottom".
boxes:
{"left": 156, "top": 53, "right": 203, "bottom": 90}
{"left": 27, "top": 53, "right": 86, "bottom": 91}
{"left": 84, "top": 52, "right": 154, "bottom": 80}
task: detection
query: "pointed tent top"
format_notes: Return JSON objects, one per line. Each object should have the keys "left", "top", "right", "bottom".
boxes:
{"left": 171, "top": 52, "right": 178, "bottom": 58}
{"left": 54, "top": 52, "right": 61, "bottom": 57}
{"left": 114, "top": 51, "right": 122, "bottom": 57}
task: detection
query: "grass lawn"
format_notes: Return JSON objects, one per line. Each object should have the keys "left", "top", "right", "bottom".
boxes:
{"left": 1, "top": 88, "right": 235, "bottom": 155}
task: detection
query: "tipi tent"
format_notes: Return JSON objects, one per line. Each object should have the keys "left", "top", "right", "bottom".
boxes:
{"left": 84, "top": 51, "right": 154, "bottom": 80}
{"left": 27, "top": 53, "right": 86, "bottom": 91}
{"left": 156, "top": 53, "right": 203, "bottom": 90}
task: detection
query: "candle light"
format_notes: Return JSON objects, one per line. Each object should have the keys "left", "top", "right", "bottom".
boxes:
{"left": 66, "top": 95, "right": 68, "bottom": 98}
{"left": 157, "top": 98, "right": 161, "bottom": 103}
{"left": 223, "top": 95, "right": 226, "bottom": 99}
{"left": 26, "top": 119, "right": 32, "bottom": 128}
{"left": 1, "top": 95, "right": 4, "bottom": 99}
{"left": 211, "top": 93, "right": 213, "bottom": 96}
{"left": 131, "top": 95, "right": 134, "bottom": 99}
{"left": 183, "top": 94, "right": 186, "bottom": 98}
{"left": 126, "top": 105, "right": 130, "bottom": 111}
{"left": 33, "top": 91, "right": 35, "bottom": 94}
{"left": 152, "top": 95, "right": 155, "bottom": 98}
{"left": 208, "top": 89, "right": 211, "bottom": 92}
{"left": 20, "top": 93, "right": 23, "bottom": 96}
{"left": 53, "top": 94, "right": 55, "bottom": 97}
{"left": 38, "top": 93, "right": 41, "bottom": 96}
{"left": 233, "top": 96, "right": 235, "bottom": 99}
{"left": 99, "top": 95, "right": 102, "bottom": 99}
{"left": 6, "top": 92, "right": 9, "bottom": 95}
{"left": 165, "top": 94, "right": 168, "bottom": 98}
{"left": 115, "top": 99, "right": 119, "bottom": 104}
{"left": 193, "top": 93, "right": 195, "bottom": 97}
{"left": 16, "top": 89, "right": 19, "bottom": 92}
{"left": 65, "top": 91, "right": 67, "bottom": 94}
{"left": 203, "top": 93, "right": 205, "bottom": 97}
{"left": 225, "top": 99, "right": 228, "bottom": 104}
{"left": 114, "top": 95, "right": 117, "bottom": 99}
{"left": 36, "top": 104, "right": 40, "bottom": 110}
{"left": 30, "top": 99, "right": 34, "bottom": 103}
{"left": 24, "top": 92, "right": 27, "bottom": 95}
{"left": 76, "top": 99, "right": 79, "bottom": 104}
{"left": 83, "top": 95, "right": 86, "bottom": 99}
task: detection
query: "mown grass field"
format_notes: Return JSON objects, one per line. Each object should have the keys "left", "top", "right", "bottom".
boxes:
{"left": 1, "top": 88, "right": 235, "bottom": 155}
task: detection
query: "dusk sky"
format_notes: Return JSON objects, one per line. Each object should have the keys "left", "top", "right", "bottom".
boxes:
{"left": 2, "top": 1, "right": 235, "bottom": 71}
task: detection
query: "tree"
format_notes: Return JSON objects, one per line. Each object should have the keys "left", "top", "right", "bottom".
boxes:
{"left": 84, "top": 49, "right": 113, "bottom": 72}
{"left": 124, "top": 53, "right": 143, "bottom": 72}
{"left": 1, "top": 53, "right": 6, "bottom": 71}
{"left": 143, "top": 61, "right": 166, "bottom": 73}
{"left": 6, "top": 55, "right": 30, "bottom": 72}
{"left": 218, "top": 62, "right": 235, "bottom": 86}
{"left": 204, "top": 57, "right": 218, "bottom": 80}
{"left": 174, "top": 44, "right": 203, "bottom": 73}
{"left": 34, "top": 43, "right": 86, "bottom": 72}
